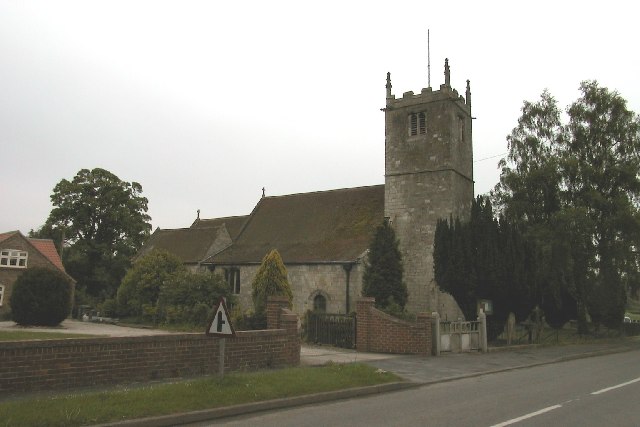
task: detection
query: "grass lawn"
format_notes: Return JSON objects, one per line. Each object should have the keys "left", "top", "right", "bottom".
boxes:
{"left": 0, "top": 363, "right": 401, "bottom": 426}
{"left": 0, "top": 330, "right": 101, "bottom": 341}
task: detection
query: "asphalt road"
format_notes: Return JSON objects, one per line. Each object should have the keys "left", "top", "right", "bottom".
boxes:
{"left": 201, "top": 349, "right": 640, "bottom": 427}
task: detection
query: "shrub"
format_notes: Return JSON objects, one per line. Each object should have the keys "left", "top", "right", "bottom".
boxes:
{"left": 116, "top": 249, "right": 186, "bottom": 318}
{"left": 158, "top": 270, "right": 233, "bottom": 327}
{"left": 10, "top": 267, "right": 72, "bottom": 326}
{"left": 251, "top": 249, "right": 293, "bottom": 316}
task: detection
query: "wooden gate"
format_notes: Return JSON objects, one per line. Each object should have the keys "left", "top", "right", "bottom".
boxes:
{"left": 306, "top": 313, "right": 356, "bottom": 349}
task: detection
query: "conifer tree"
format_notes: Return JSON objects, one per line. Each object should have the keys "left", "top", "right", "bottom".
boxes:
{"left": 251, "top": 249, "right": 293, "bottom": 316}
{"left": 362, "top": 220, "right": 408, "bottom": 310}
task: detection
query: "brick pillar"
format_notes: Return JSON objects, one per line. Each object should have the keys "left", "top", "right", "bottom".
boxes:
{"left": 416, "top": 313, "right": 432, "bottom": 356}
{"left": 280, "top": 310, "right": 300, "bottom": 366}
{"left": 356, "top": 297, "right": 375, "bottom": 352}
{"left": 267, "top": 296, "right": 290, "bottom": 329}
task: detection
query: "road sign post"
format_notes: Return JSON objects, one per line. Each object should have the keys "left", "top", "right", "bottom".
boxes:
{"left": 206, "top": 298, "right": 236, "bottom": 379}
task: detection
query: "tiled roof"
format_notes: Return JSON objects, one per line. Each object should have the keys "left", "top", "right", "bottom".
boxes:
{"left": 138, "top": 226, "right": 225, "bottom": 263}
{"left": 0, "top": 231, "right": 18, "bottom": 244}
{"left": 29, "top": 239, "right": 65, "bottom": 272}
{"left": 208, "top": 185, "right": 385, "bottom": 264}
{"left": 190, "top": 215, "right": 248, "bottom": 240}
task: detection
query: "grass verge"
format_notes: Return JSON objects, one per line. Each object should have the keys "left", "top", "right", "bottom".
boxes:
{"left": 0, "top": 363, "right": 400, "bottom": 426}
{"left": 0, "top": 331, "right": 101, "bottom": 341}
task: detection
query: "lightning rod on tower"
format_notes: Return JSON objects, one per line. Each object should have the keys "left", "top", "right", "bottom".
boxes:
{"left": 427, "top": 29, "right": 431, "bottom": 88}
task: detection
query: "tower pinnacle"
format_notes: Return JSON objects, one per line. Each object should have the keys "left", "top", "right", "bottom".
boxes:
{"left": 386, "top": 72, "right": 392, "bottom": 99}
{"left": 444, "top": 58, "right": 450, "bottom": 87}
{"left": 466, "top": 79, "right": 471, "bottom": 108}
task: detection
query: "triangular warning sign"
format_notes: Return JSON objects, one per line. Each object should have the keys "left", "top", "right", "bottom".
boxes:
{"left": 206, "top": 297, "right": 236, "bottom": 337}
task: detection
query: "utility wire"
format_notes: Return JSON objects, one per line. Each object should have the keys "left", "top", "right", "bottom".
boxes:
{"left": 474, "top": 152, "right": 507, "bottom": 163}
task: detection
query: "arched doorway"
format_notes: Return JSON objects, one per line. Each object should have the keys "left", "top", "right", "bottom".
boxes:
{"left": 313, "top": 294, "right": 327, "bottom": 313}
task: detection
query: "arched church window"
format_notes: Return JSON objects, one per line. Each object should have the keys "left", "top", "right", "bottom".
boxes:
{"left": 419, "top": 112, "right": 426, "bottom": 134}
{"left": 313, "top": 294, "right": 327, "bottom": 312}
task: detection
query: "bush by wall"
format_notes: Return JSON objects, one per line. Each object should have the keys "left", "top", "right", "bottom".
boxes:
{"left": 10, "top": 267, "right": 72, "bottom": 326}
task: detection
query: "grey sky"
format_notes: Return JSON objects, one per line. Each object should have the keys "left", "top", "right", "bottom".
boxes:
{"left": 1, "top": 1, "right": 638, "bottom": 234}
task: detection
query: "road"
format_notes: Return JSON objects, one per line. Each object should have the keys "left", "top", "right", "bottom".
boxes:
{"left": 194, "top": 349, "right": 640, "bottom": 427}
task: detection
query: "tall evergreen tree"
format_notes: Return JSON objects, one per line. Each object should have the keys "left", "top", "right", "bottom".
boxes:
{"left": 434, "top": 196, "right": 538, "bottom": 324}
{"left": 362, "top": 220, "right": 408, "bottom": 310}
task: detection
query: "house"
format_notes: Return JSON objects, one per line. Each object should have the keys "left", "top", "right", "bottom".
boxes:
{"left": 0, "top": 230, "right": 74, "bottom": 317}
{"left": 138, "top": 60, "right": 472, "bottom": 318}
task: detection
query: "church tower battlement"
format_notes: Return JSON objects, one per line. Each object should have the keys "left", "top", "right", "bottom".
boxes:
{"left": 384, "top": 58, "right": 474, "bottom": 315}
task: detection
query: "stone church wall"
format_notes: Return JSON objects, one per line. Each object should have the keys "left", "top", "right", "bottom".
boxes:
{"left": 225, "top": 262, "right": 364, "bottom": 316}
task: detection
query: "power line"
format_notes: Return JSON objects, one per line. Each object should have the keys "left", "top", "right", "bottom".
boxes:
{"left": 474, "top": 152, "right": 507, "bottom": 163}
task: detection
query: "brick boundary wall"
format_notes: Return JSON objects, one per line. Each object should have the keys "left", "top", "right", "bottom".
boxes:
{"left": 0, "top": 297, "right": 299, "bottom": 396}
{"left": 356, "top": 297, "right": 431, "bottom": 355}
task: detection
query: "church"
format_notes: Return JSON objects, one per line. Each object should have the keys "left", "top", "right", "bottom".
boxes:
{"left": 138, "top": 59, "right": 473, "bottom": 318}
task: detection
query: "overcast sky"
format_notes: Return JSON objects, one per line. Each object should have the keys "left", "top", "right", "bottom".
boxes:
{"left": 1, "top": 1, "right": 638, "bottom": 235}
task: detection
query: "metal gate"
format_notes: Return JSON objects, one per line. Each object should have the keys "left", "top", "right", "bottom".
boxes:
{"left": 306, "top": 313, "right": 356, "bottom": 349}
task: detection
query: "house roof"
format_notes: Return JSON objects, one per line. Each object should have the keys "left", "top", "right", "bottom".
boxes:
{"left": 190, "top": 215, "right": 248, "bottom": 240}
{"left": 207, "top": 185, "right": 385, "bottom": 264}
{"left": 29, "top": 239, "right": 65, "bottom": 272}
{"left": 0, "top": 230, "right": 68, "bottom": 276}
{"left": 137, "top": 226, "right": 225, "bottom": 263}
{"left": 0, "top": 231, "right": 17, "bottom": 244}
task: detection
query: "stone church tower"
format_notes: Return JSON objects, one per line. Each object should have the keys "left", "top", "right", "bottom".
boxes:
{"left": 384, "top": 59, "right": 473, "bottom": 316}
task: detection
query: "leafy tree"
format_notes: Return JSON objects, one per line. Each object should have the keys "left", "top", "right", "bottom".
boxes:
{"left": 116, "top": 249, "right": 186, "bottom": 318}
{"left": 10, "top": 267, "right": 73, "bottom": 326}
{"left": 251, "top": 249, "right": 293, "bottom": 316}
{"left": 362, "top": 220, "right": 408, "bottom": 310}
{"left": 39, "top": 168, "right": 152, "bottom": 301}
{"left": 494, "top": 81, "right": 640, "bottom": 330}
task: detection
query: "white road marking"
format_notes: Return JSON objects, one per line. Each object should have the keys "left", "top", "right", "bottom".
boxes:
{"left": 591, "top": 377, "right": 640, "bottom": 395}
{"left": 490, "top": 405, "right": 562, "bottom": 427}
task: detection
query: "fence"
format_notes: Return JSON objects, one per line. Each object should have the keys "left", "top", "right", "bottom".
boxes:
{"left": 305, "top": 312, "right": 356, "bottom": 349}
{"left": 432, "top": 311, "right": 487, "bottom": 355}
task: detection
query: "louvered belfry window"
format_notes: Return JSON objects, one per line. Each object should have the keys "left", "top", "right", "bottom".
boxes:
{"left": 410, "top": 113, "right": 418, "bottom": 136}
{"left": 409, "top": 113, "right": 426, "bottom": 136}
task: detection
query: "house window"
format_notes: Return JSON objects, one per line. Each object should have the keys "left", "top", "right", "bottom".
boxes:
{"left": 225, "top": 268, "right": 240, "bottom": 294}
{"left": 409, "top": 113, "right": 426, "bottom": 136}
{"left": 313, "top": 294, "right": 327, "bottom": 312}
{"left": 0, "top": 250, "right": 28, "bottom": 268}
{"left": 0, "top": 285, "right": 4, "bottom": 307}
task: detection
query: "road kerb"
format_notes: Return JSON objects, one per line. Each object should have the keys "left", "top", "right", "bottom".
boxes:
{"left": 94, "top": 382, "right": 418, "bottom": 427}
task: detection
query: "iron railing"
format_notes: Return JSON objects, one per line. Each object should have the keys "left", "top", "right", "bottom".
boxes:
{"left": 305, "top": 312, "right": 356, "bottom": 349}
